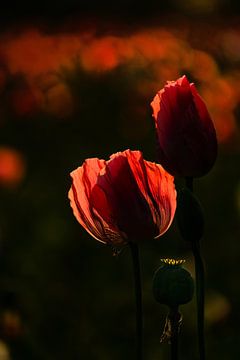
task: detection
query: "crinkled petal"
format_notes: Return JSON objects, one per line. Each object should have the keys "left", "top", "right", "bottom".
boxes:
{"left": 96, "top": 150, "right": 158, "bottom": 240}
{"left": 126, "top": 149, "right": 176, "bottom": 236}
{"left": 69, "top": 150, "right": 177, "bottom": 245}
{"left": 144, "top": 161, "right": 177, "bottom": 236}
{"left": 150, "top": 93, "right": 161, "bottom": 122}
{"left": 90, "top": 183, "right": 126, "bottom": 245}
{"left": 122, "top": 150, "right": 176, "bottom": 238}
{"left": 69, "top": 159, "right": 108, "bottom": 244}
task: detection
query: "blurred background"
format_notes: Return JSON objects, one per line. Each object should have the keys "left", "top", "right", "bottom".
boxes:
{"left": 0, "top": 0, "right": 240, "bottom": 359}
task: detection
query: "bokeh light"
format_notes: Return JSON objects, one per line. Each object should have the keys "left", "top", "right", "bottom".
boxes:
{"left": 0, "top": 147, "right": 26, "bottom": 187}
{"left": 0, "top": 25, "right": 239, "bottom": 143}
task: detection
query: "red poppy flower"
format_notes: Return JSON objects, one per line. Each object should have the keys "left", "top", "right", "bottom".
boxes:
{"left": 151, "top": 75, "right": 218, "bottom": 177}
{"left": 68, "top": 150, "right": 176, "bottom": 245}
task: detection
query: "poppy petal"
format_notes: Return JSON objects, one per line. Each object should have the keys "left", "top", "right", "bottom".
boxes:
{"left": 69, "top": 159, "right": 108, "bottom": 243}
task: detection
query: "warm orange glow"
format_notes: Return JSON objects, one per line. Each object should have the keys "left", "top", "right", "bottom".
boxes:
{"left": 190, "top": 50, "right": 219, "bottom": 82}
{"left": 81, "top": 37, "right": 121, "bottom": 71}
{"left": 200, "top": 77, "right": 237, "bottom": 142}
{"left": 0, "top": 147, "right": 26, "bottom": 186}
{"left": 0, "top": 26, "right": 239, "bottom": 142}
{"left": 10, "top": 85, "right": 39, "bottom": 117}
{"left": 42, "top": 82, "right": 74, "bottom": 118}
{"left": 1, "top": 29, "right": 83, "bottom": 78}
{"left": 221, "top": 29, "right": 240, "bottom": 62}
{"left": 210, "top": 111, "right": 235, "bottom": 143}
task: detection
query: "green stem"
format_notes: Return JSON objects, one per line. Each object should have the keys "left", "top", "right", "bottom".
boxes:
{"left": 129, "top": 242, "right": 143, "bottom": 360}
{"left": 169, "top": 307, "right": 180, "bottom": 360}
{"left": 185, "top": 177, "right": 206, "bottom": 360}
{"left": 192, "top": 241, "right": 206, "bottom": 360}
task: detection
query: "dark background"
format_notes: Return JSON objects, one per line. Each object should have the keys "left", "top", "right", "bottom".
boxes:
{"left": 0, "top": 0, "right": 239, "bottom": 359}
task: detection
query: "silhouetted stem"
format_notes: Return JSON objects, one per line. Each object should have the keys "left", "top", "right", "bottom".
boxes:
{"left": 129, "top": 242, "right": 143, "bottom": 360}
{"left": 185, "top": 177, "right": 206, "bottom": 360}
{"left": 192, "top": 241, "right": 206, "bottom": 360}
{"left": 169, "top": 307, "right": 181, "bottom": 360}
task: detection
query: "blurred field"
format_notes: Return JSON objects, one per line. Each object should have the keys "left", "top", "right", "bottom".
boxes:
{"left": 0, "top": 5, "right": 240, "bottom": 359}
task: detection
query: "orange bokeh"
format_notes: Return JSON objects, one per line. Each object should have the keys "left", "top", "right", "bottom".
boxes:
{"left": 81, "top": 36, "right": 121, "bottom": 72}
{"left": 200, "top": 77, "right": 237, "bottom": 143}
{"left": 0, "top": 147, "right": 26, "bottom": 187}
{"left": 0, "top": 29, "right": 82, "bottom": 78}
{"left": 0, "top": 26, "right": 239, "bottom": 143}
{"left": 189, "top": 50, "right": 219, "bottom": 82}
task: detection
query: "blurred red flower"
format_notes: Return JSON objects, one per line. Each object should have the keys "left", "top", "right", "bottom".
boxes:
{"left": 151, "top": 75, "right": 218, "bottom": 177}
{"left": 68, "top": 150, "right": 176, "bottom": 245}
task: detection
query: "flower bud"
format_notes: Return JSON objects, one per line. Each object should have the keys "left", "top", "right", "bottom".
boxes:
{"left": 177, "top": 188, "right": 204, "bottom": 243}
{"left": 152, "top": 259, "right": 194, "bottom": 307}
{"left": 151, "top": 75, "right": 218, "bottom": 178}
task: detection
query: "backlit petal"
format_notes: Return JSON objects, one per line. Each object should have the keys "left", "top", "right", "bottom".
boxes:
{"left": 151, "top": 75, "right": 218, "bottom": 177}
{"left": 69, "top": 159, "right": 108, "bottom": 243}
{"left": 69, "top": 150, "right": 177, "bottom": 245}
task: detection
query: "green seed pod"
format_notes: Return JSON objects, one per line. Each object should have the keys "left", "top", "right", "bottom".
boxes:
{"left": 152, "top": 259, "right": 194, "bottom": 307}
{"left": 177, "top": 188, "right": 204, "bottom": 243}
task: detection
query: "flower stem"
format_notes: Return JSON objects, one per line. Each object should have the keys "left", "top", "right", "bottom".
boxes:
{"left": 169, "top": 307, "right": 181, "bottom": 360}
{"left": 129, "top": 242, "right": 143, "bottom": 360}
{"left": 192, "top": 241, "right": 206, "bottom": 360}
{"left": 185, "top": 177, "right": 206, "bottom": 360}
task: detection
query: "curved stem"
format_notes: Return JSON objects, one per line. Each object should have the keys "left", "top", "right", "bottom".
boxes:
{"left": 192, "top": 241, "right": 206, "bottom": 360}
{"left": 129, "top": 242, "right": 143, "bottom": 360}
{"left": 169, "top": 307, "right": 180, "bottom": 360}
{"left": 185, "top": 177, "right": 206, "bottom": 360}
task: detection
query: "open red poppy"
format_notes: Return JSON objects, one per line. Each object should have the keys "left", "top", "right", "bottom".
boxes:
{"left": 69, "top": 150, "right": 176, "bottom": 245}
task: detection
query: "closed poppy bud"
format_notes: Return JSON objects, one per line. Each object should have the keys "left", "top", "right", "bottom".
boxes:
{"left": 177, "top": 188, "right": 204, "bottom": 243}
{"left": 68, "top": 149, "right": 176, "bottom": 246}
{"left": 151, "top": 75, "right": 218, "bottom": 178}
{"left": 152, "top": 259, "right": 194, "bottom": 307}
